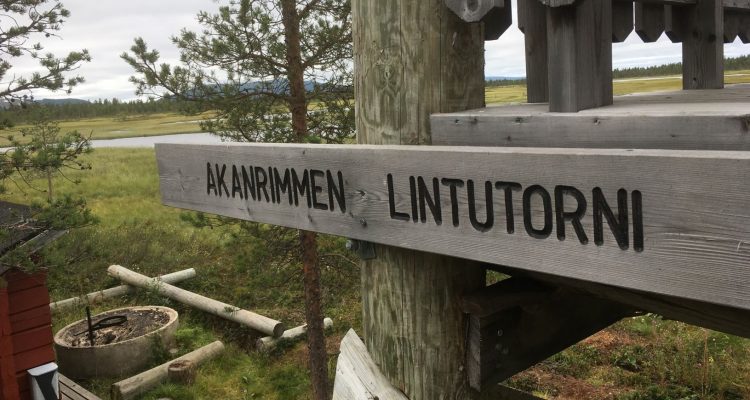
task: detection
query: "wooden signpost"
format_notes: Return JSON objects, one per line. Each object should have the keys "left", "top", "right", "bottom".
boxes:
{"left": 154, "top": 0, "right": 750, "bottom": 398}
{"left": 157, "top": 143, "right": 750, "bottom": 312}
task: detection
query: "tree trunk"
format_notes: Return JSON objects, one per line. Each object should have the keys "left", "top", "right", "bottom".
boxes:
{"left": 280, "top": 1, "right": 330, "bottom": 399}
{"left": 352, "top": 0, "right": 486, "bottom": 398}
{"left": 46, "top": 168, "right": 53, "bottom": 203}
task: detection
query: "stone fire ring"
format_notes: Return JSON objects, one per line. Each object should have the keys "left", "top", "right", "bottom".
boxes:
{"left": 54, "top": 306, "right": 179, "bottom": 380}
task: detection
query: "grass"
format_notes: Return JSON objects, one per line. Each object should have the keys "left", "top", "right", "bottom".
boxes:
{"left": 485, "top": 69, "right": 750, "bottom": 105}
{"left": 4, "top": 148, "right": 360, "bottom": 399}
{"left": 0, "top": 112, "right": 208, "bottom": 146}
{"left": 4, "top": 72, "right": 750, "bottom": 399}
{"left": 2, "top": 70, "right": 748, "bottom": 147}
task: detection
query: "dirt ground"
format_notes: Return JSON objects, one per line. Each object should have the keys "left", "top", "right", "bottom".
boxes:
{"left": 59, "top": 307, "right": 170, "bottom": 347}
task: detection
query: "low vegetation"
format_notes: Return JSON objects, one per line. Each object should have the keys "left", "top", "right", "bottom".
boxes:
{"left": 0, "top": 113, "right": 207, "bottom": 147}
{"left": 2, "top": 72, "right": 749, "bottom": 400}
{"left": 485, "top": 69, "right": 750, "bottom": 105}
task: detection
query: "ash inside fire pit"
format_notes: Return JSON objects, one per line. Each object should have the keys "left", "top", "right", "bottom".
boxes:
{"left": 60, "top": 307, "right": 170, "bottom": 347}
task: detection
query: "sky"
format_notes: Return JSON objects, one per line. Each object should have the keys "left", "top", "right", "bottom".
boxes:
{"left": 9, "top": 0, "right": 750, "bottom": 101}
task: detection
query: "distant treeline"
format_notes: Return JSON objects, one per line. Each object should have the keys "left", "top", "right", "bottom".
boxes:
{"left": 613, "top": 54, "right": 750, "bottom": 79}
{"left": 486, "top": 54, "right": 750, "bottom": 87}
{"left": 0, "top": 98, "right": 196, "bottom": 127}
{"left": 3, "top": 54, "right": 750, "bottom": 125}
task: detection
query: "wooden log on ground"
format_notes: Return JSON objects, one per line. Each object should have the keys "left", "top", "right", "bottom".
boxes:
{"left": 111, "top": 341, "right": 224, "bottom": 400}
{"left": 332, "top": 329, "right": 408, "bottom": 400}
{"left": 107, "top": 265, "right": 284, "bottom": 337}
{"left": 49, "top": 268, "right": 196, "bottom": 313}
{"left": 256, "top": 317, "right": 333, "bottom": 352}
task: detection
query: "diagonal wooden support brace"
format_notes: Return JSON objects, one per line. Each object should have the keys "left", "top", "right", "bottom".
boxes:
{"left": 462, "top": 277, "right": 635, "bottom": 392}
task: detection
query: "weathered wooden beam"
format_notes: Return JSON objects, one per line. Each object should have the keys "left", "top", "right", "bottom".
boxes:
{"left": 488, "top": 264, "right": 750, "bottom": 339}
{"left": 613, "top": 0, "right": 635, "bottom": 42}
{"left": 723, "top": 0, "right": 750, "bottom": 10}
{"left": 633, "top": 0, "right": 696, "bottom": 5}
{"left": 483, "top": 0, "right": 513, "bottom": 40}
{"left": 460, "top": 277, "right": 554, "bottom": 318}
{"left": 616, "top": 0, "right": 750, "bottom": 9}
{"left": 540, "top": 0, "right": 578, "bottom": 6}
{"left": 332, "top": 330, "right": 409, "bottom": 400}
{"left": 432, "top": 84, "right": 750, "bottom": 150}
{"left": 724, "top": 10, "right": 742, "bottom": 41}
{"left": 679, "top": 0, "right": 724, "bottom": 89}
{"left": 157, "top": 143, "right": 750, "bottom": 314}
{"left": 665, "top": 4, "right": 687, "bottom": 41}
{"left": 635, "top": 2, "right": 666, "bottom": 41}
{"left": 518, "top": 0, "right": 549, "bottom": 102}
{"left": 465, "top": 280, "right": 633, "bottom": 390}
{"left": 546, "top": 0, "right": 613, "bottom": 112}
{"left": 740, "top": 13, "right": 750, "bottom": 42}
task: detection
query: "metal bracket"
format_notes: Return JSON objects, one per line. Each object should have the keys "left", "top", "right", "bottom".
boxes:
{"left": 346, "top": 239, "right": 376, "bottom": 260}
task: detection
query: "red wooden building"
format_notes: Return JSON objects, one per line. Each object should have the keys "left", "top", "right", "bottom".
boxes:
{"left": 0, "top": 201, "right": 62, "bottom": 400}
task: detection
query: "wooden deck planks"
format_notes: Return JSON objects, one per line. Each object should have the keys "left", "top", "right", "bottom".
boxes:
{"left": 432, "top": 84, "right": 750, "bottom": 150}
{"left": 60, "top": 374, "right": 102, "bottom": 400}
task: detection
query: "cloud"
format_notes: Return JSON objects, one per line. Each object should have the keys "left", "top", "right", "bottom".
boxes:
{"left": 7, "top": 1, "right": 750, "bottom": 100}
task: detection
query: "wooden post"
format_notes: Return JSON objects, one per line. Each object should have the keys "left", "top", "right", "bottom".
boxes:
{"left": 352, "top": 0, "right": 486, "bottom": 398}
{"left": 679, "top": 0, "right": 724, "bottom": 89}
{"left": 519, "top": 0, "right": 549, "bottom": 103}
{"left": 546, "top": 0, "right": 614, "bottom": 112}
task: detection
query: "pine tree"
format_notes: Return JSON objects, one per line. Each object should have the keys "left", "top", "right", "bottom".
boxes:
{"left": 123, "top": 2, "right": 353, "bottom": 398}
{"left": 0, "top": 0, "right": 90, "bottom": 104}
